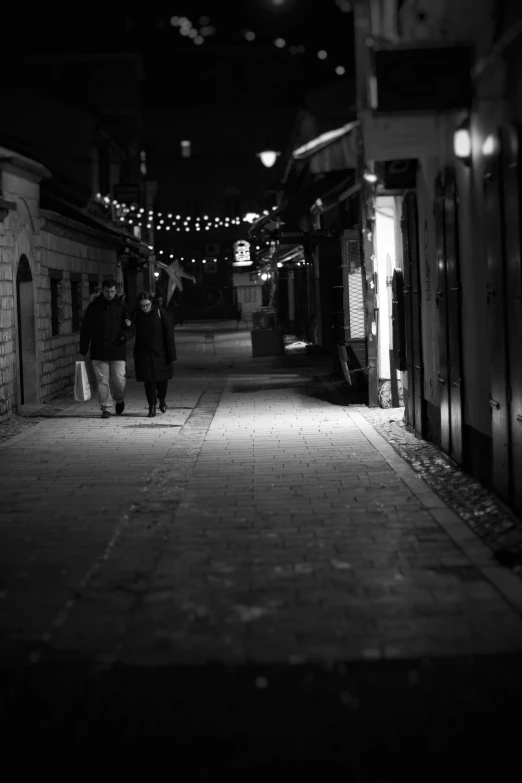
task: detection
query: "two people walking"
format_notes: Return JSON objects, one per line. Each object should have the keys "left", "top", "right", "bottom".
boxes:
{"left": 79, "top": 281, "right": 176, "bottom": 418}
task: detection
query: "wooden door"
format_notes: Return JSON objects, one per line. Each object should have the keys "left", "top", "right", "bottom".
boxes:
{"left": 434, "top": 178, "right": 450, "bottom": 453}
{"left": 16, "top": 256, "right": 37, "bottom": 406}
{"left": 401, "top": 192, "right": 425, "bottom": 435}
{"left": 484, "top": 130, "right": 510, "bottom": 500}
{"left": 501, "top": 124, "right": 522, "bottom": 512}
{"left": 435, "top": 168, "right": 464, "bottom": 462}
{"left": 445, "top": 173, "right": 464, "bottom": 463}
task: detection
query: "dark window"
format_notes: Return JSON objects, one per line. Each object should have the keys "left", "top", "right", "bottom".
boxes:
{"left": 71, "top": 280, "right": 81, "bottom": 332}
{"left": 50, "top": 278, "right": 60, "bottom": 336}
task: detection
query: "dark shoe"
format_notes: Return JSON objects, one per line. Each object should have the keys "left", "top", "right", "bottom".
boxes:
{"left": 158, "top": 398, "right": 167, "bottom": 413}
{"left": 101, "top": 410, "right": 111, "bottom": 419}
{"left": 148, "top": 405, "right": 156, "bottom": 418}
{"left": 115, "top": 401, "right": 125, "bottom": 415}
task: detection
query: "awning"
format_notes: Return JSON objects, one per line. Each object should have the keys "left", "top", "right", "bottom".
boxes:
{"left": 40, "top": 190, "right": 150, "bottom": 255}
{"left": 249, "top": 170, "right": 354, "bottom": 243}
{"left": 292, "top": 121, "right": 359, "bottom": 173}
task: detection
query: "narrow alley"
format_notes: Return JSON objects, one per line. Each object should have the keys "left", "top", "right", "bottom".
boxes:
{"left": 1, "top": 322, "right": 522, "bottom": 774}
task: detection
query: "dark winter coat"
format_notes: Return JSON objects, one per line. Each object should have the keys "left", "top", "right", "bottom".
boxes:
{"left": 133, "top": 306, "right": 177, "bottom": 383}
{"left": 79, "top": 294, "right": 134, "bottom": 361}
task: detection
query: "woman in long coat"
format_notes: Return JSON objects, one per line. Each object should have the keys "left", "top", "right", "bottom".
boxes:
{"left": 133, "top": 291, "right": 177, "bottom": 417}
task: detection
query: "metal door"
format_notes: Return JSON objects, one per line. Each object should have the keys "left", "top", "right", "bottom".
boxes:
{"left": 401, "top": 192, "right": 425, "bottom": 434}
{"left": 501, "top": 125, "right": 522, "bottom": 512}
{"left": 435, "top": 168, "right": 464, "bottom": 462}
{"left": 484, "top": 129, "right": 510, "bottom": 500}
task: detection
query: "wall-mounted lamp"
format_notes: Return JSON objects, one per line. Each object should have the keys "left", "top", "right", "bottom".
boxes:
{"left": 363, "top": 159, "right": 379, "bottom": 184}
{"left": 257, "top": 149, "right": 281, "bottom": 168}
{"left": 482, "top": 134, "right": 497, "bottom": 157}
{"left": 453, "top": 119, "right": 471, "bottom": 166}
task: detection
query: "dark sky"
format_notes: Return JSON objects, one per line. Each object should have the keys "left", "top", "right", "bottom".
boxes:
{"left": 5, "top": 1, "right": 354, "bottom": 108}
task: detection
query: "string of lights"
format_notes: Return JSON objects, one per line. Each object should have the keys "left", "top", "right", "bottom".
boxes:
{"left": 168, "top": 3, "right": 352, "bottom": 79}
{"left": 94, "top": 193, "right": 279, "bottom": 233}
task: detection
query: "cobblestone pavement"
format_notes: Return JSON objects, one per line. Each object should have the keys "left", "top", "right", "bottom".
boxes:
{"left": 1, "top": 322, "right": 522, "bottom": 774}
{"left": 324, "top": 377, "right": 522, "bottom": 573}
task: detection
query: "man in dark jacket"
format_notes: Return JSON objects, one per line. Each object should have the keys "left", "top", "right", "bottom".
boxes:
{"left": 79, "top": 278, "right": 134, "bottom": 418}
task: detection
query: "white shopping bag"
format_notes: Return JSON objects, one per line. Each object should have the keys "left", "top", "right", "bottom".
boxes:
{"left": 74, "top": 360, "right": 97, "bottom": 402}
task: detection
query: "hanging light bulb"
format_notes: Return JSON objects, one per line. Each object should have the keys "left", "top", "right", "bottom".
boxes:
{"left": 257, "top": 150, "right": 280, "bottom": 168}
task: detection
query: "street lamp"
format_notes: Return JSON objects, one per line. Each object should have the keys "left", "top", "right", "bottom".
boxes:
{"left": 257, "top": 149, "right": 281, "bottom": 168}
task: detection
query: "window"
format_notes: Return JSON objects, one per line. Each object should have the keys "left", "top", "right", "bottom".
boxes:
{"left": 50, "top": 278, "right": 60, "bottom": 336}
{"left": 71, "top": 280, "right": 81, "bottom": 332}
{"left": 181, "top": 140, "right": 191, "bottom": 158}
{"left": 239, "top": 285, "right": 259, "bottom": 304}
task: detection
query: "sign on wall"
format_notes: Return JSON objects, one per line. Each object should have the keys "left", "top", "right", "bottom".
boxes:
{"left": 361, "top": 110, "right": 439, "bottom": 162}
{"left": 233, "top": 240, "right": 252, "bottom": 266}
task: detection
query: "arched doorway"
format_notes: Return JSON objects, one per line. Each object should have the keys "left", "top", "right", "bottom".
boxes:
{"left": 16, "top": 255, "right": 37, "bottom": 405}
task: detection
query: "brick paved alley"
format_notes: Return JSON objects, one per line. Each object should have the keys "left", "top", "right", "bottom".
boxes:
{"left": 1, "top": 321, "right": 522, "bottom": 776}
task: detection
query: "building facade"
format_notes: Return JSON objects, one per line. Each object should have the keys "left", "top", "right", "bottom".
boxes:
{"left": 352, "top": 0, "right": 522, "bottom": 513}
{"left": 0, "top": 149, "right": 125, "bottom": 420}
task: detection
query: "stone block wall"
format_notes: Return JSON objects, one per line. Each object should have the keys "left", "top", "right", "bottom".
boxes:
{"left": 0, "top": 151, "right": 134, "bottom": 421}
{"left": 38, "top": 229, "right": 119, "bottom": 402}
{"left": 0, "top": 213, "right": 20, "bottom": 421}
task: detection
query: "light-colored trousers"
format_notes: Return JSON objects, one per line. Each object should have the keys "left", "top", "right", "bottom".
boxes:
{"left": 91, "top": 360, "right": 126, "bottom": 412}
